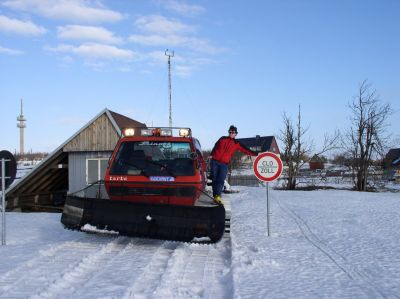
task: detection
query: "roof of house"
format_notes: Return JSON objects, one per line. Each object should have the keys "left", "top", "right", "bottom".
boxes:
{"left": 236, "top": 136, "right": 275, "bottom": 149}
{"left": 6, "top": 108, "right": 146, "bottom": 201}
{"left": 387, "top": 148, "right": 400, "bottom": 158}
{"left": 109, "top": 110, "right": 146, "bottom": 131}
{"left": 310, "top": 154, "right": 326, "bottom": 163}
{"left": 393, "top": 157, "right": 400, "bottom": 166}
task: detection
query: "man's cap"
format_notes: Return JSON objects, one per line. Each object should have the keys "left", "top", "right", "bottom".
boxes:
{"left": 228, "top": 125, "right": 238, "bottom": 133}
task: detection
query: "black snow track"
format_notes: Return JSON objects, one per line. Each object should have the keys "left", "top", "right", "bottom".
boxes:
{"left": 61, "top": 196, "right": 226, "bottom": 243}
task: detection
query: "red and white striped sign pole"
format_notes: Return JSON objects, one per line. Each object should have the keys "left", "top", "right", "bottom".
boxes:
{"left": 253, "top": 152, "right": 283, "bottom": 237}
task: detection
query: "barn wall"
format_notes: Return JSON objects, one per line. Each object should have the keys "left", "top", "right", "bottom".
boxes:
{"left": 64, "top": 113, "right": 120, "bottom": 152}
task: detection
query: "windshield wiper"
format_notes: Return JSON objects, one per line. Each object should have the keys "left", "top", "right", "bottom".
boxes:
{"left": 119, "top": 159, "right": 150, "bottom": 177}
{"left": 145, "top": 160, "right": 176, "bottom": 177}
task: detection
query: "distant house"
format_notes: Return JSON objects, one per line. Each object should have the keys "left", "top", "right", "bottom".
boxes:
{"left": 6, "top": 108, "right": 146, "bottom": 211}
{"left": 236, "top": 135, "right": 280, "bottom": 155}
{"left": 233, "top": 135, "right": 280, "bottom": 166}
{"left": 384, "top": 148, "right": 400, "bottom": 169}
{"left": 309, "top": 155, "right": 326, "bottom": 170}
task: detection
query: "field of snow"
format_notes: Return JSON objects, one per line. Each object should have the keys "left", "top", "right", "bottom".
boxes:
{"left": 0, "top": 187, "right": 400, "bottom": 298}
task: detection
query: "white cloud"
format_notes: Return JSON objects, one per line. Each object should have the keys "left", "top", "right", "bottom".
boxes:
{"left": 135, "top": 15, "right": 194, "bottom": 35}
{"left": 162, "top": 0, "right": 205, "bottom": 16}
{"left": 2, "top": 0, "right": 123, "bottom": 23}
{"left": 128, "top": 34, "right": 185, "bottom": 47}
{"left": 174, "top": 64, "right": 192, "bottom": 77}
{"left": 0, "top": 15, "right": 46, "bottom": 35}
{"left": 0, "top": 45, "right": 24, "bottom": 55}
{"left": 145, "top": 51, "right": 195, "bottom": 76}
{"left": 58, "top": 25, "right": 122, "bottom": 44}
{"left": 47, "top": 43, "right": 135, "bottom": 60}
{"left": 75, "top": 43, "right": 134, "bottom": 60}
{"left": 130, "top": 15, "right": 226, "bottom": 54}
{"left": 128, "top": 34, "right": 225, "bottom": 54}
{"left": 146, "top": 50, "right": 184, "bottom": 65}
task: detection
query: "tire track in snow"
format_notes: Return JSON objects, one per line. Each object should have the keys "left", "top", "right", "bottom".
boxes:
{"left": 123, "top": 238, "right": 233, "bottom": 299}
{"left": 67, "top": 238, "right": 167, "bottom": 299}
{"left": 0, "top": 237, "right": 100, "bottom": 298}
{"left": 277, "top": 199, "right": 398, "bottom": 299}
{"left": 29, "top": 236, "right": 132, "bottom": 299}
{"left": 0, "top": 234, "right": 119, "bottom": 299}
{"left": 122, "top": 241, "right": 180, "bottom": 299}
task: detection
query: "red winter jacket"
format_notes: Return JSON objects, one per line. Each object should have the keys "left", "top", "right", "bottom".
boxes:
{"left": 210, "top": 136, "right": 257, "bottom": 164}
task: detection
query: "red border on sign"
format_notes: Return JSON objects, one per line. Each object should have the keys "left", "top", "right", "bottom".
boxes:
{"left": 253, "top": 152, "right": 283, "bottom": 182}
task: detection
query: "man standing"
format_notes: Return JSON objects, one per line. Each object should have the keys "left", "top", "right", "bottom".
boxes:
{"left": 210, "top": 125, "right": 258, "bottom": 204}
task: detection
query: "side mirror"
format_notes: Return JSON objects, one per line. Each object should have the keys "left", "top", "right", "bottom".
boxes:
{"left": 190, "top": 152, "right": 198, "bottom": 160}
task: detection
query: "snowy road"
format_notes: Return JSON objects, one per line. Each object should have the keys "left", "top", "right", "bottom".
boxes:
{"left": 1, "top": 187, "right": 400, "bottom": 298}
{"left": 0, "top": 230, "right": 232, "bottom": 299}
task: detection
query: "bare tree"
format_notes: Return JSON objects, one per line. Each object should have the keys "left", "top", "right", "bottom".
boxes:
{"left": 279, "top": 105, "right": 312, "bottom": 189}
{"left": 344, "top": 80, "right": 392, "bottom": 191}
{"left": 280, "top": 105, "right": 340, "bottom": 190}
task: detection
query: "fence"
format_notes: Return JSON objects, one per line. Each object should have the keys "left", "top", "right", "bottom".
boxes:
{"left": 229, "top": 167, "right": 398, "bottom": 190}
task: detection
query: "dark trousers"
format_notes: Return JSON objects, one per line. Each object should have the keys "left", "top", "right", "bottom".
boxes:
{"left": 210, "top": 159, "right": 228, "bottom": 197}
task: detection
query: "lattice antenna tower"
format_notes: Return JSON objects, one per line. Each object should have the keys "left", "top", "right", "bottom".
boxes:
{"left": 17, "top": 98, "right": 26, "bottom": 154}
{"left": 165, "top": 49, "right": 174, "bottom": 128}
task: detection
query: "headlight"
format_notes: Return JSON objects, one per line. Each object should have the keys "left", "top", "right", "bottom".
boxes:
{"left": 179, "top": 128, "right": 190, "bottom": 137}
{"left": 123, "top": 128, "right": 135, "bottom": 136}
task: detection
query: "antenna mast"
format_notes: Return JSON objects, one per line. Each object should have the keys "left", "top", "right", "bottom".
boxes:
{"left": 165, "top": 49, "right": 174, "bottom": 128}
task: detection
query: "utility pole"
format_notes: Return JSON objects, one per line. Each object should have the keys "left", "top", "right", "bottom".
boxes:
{"left": 165, "top": 49, "right": 174, "bottom": 128}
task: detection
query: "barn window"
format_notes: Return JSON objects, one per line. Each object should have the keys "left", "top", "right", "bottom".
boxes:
{"left": 86, "top": 158, "right": 108, "bottom": 184}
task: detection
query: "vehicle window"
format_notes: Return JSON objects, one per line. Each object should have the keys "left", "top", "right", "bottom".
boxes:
{"left": 110, "top": 141, "right": 194, "bottom": 176}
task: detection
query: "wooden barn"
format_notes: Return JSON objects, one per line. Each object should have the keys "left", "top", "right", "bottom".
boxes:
{"left": 6, "top": 108, "right": 146, "bottom": 211}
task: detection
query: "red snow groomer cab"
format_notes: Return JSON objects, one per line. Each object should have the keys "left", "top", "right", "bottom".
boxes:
{"left": 61, "top": 127, "right": 225, "bottom": 243}
{"left": 105, "top": 127, "right": 206, "bottom": 206}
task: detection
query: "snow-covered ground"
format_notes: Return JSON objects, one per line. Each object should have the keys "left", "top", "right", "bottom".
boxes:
{"left": 0, "top": 187, "right": 400, "bottom": 298}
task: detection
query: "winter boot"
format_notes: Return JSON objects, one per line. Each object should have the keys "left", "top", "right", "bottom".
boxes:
{"left": 214, "top": 195, "right": 223, "bottom": 205}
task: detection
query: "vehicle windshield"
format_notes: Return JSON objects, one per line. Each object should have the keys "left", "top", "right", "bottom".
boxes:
{"left": 110, "top": 141, "right": 195, "bottom": 176}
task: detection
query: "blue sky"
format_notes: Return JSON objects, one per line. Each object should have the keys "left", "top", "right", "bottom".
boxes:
{"left": 1, "top": 0, "right": 399, "bottom": 153}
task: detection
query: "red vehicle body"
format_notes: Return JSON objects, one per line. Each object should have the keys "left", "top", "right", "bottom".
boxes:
{"left": 104, "top": 129, "right": 207, "bottom": 206}
{"left": 61, "top": 127, "right": 225, "bottom": 243}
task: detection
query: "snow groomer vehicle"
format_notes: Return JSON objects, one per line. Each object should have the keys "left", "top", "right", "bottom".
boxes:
{"left": 61, "top": 127, "right": 225, "bottom": 242}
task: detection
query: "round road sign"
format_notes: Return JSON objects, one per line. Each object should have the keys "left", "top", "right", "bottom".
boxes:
{"left": 253, "top": 152, "right": 283, "bottom": 182}
{"left": 0, "top": 150, "right": 17, "bottom": 190}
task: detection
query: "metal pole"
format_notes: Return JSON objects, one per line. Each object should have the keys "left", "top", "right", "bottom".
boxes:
{"left": 266, "top": 182, "right": 270, "bottom": 237}
{"left": 1, "top": 158, "right": 6, "bottom": 245}
{"left": 165, "top": 49, "right": 174, "bottom": 128}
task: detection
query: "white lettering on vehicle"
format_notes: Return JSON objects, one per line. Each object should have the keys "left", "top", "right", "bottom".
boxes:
{"left": 109, "top": 176, "right": 128, "bottom": 181}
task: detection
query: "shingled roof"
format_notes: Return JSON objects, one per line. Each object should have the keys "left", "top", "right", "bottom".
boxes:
{"left": 386, "top": 148, "right": 400, "bottom": 167}
{"left": 109, "top": 110, "right": 146, "bottom": 132}
{"left": 236, "top": 136, "right": 279, "bottom": 154}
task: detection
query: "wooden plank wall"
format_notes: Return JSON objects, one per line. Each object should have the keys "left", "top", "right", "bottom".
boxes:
{"left": 64, "top": 113, "right": 120, "bottom": 152}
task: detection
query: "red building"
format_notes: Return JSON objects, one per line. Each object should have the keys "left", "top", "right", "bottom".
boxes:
{"left": 309, "top": 155, "right": 325, "bottom": 170}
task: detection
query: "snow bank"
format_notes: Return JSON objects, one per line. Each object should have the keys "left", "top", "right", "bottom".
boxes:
{"left": 230, "top": 187, "right": 400, "bottom": 298}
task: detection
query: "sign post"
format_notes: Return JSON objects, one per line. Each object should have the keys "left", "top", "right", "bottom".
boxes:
{"left": 1, "top": 158, "right": 6, "bottom": 245}
{"left": 0, "top": 150, "right": 17, "bottom": 246}
{"left": 253, "top": 152, "right": 283, "bottom": 237}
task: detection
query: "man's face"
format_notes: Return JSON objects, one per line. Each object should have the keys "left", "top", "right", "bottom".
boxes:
{"left": 229, "top": 131, "right": 237, "bottom": 138}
